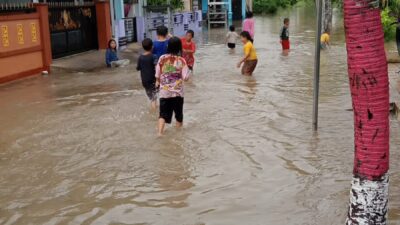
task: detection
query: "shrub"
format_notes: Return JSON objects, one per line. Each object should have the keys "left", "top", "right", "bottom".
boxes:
{"left": 381, "top": 8, "right": 397, "bottom": 41}
{"left": 253, "top": 0, "right": 297, "bottom": 14}
{"left": 147, "top": 0, "right": 184, "bottom": 10}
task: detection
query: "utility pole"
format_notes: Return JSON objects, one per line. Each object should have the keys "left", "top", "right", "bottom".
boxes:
{"left": 312, "top": 0, "right": 323, "bottom": 131}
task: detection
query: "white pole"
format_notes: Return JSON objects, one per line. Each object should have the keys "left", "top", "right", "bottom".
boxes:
{"left": 110, "top": 0, "right": 116, "bottom": 37}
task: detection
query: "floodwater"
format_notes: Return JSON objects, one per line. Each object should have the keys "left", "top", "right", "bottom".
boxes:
{"left": 1, "top": 6, "right": 400, "bottom": 225}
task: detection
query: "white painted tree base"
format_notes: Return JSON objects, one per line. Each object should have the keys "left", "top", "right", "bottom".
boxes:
{"left": 346, "top": 174, "right": 389, "bottom": 225}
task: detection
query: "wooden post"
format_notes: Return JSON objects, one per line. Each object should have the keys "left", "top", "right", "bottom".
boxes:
{"left": 96, "top": 0, "right": 112, "bottom": 49}
{"left": 35, "top": 3, "right": 52, "bottom": 72}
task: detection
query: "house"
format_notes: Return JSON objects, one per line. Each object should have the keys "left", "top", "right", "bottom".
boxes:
{"left": 0, "top": 0, "right": 112, "bottom": 83}
{"left": 201, "top": 0, "right": 246, "bottom": 21}
{"left": 109, "top": 0, "right": 142, "bottom": 47}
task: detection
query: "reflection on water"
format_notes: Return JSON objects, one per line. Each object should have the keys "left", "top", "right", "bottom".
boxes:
{"left": 0, "top": 5, "right": 400, "bottom": 225}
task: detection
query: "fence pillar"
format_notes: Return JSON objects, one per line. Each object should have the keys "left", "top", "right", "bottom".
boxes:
{"left": 96, "top": 0, "right": 112, "bottom": 49}
{"left": 35, "top": 3, "right": 52, "bottom": 72}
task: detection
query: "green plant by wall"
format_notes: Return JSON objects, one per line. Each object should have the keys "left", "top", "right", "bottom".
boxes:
{"left": 253, "top": 0, "right": 299, "bottom": 14}
{"left": 147, "top": 0, "right": 184, "bottom": 10}
{"left": 381, "top": 8, "right": 397, "bottom": 41}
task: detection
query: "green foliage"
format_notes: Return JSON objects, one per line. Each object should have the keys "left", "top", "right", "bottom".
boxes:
{"left": 381, "top": 8, "right": 397, "bottom": 41}
{"left": 147, "top": 0, "right": 184, "bottom": 10}
{"left": 389, "top": 0, "right": 400, "bottom": 17}
{"left": 253, "top": 0, "right": 298, "bottom": 14}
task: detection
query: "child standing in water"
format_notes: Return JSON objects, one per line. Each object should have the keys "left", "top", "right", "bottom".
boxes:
{"left": 156, "top": 37, "right": 190, "bottom": 135}
{"left": 226, "top": 25, "right": 239, "bottom": 49}
{"left": 136, "top": 38, "right": 158, "bottom": 110}
{"left": 105, "top": 39, "right": 130, "bottom": 67}
{"left": 181, "top": 30, "right": 196, "bottom": 71}
{"left": 243, "top": 11, "right": 255, "bottom": 39}
{"left": 280, "top": 18, "right": 290, "bottom": 52}
{"left": 153, "top": 26, "right": 169, "bottom": 61}
{"left": 237, "top": 31, "right": 258, "bottom": 76}
{"left": 320, "top": 30, "right": 330, "bottom": 49}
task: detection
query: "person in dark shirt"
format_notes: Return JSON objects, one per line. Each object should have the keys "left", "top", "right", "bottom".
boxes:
{"left": 280, "top": 18, "right": 290, "bottom": 54}
{"left": 137, "top": 38, "right": 158, "bottom": 110}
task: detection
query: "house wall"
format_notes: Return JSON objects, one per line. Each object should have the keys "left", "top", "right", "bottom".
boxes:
{"left": 0, "top": 4, "right": 51, "bottom": 84}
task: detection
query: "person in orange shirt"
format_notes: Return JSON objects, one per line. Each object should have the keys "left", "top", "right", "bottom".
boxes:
{"left": 181, "top": 30, "right": 196, "bottom": 72}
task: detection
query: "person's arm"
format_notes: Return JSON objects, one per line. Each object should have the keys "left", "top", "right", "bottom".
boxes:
{"left": 183, "top": 43, "right": 196, "bottom": 54}
{"left": 181, "top": 61, "right": 190, "bottom": 81}
{"left": 250, "top": 20, "right": 255, "bottom": 37}
{"left": 105, "top": 49, "right": 111, "bottom": 67}
{"left": 189, "top": 42, "right": 196, "bottom": 54}
{"left": 237, "top": 45, "right": 250, "bottom": 68}
{"left": 136, "top": 57, "right": 141, "bottom": 71}
{"left": 326, "top": 35, "right": 331, "bottom": 46}
{"left": 155, "top": 58, "right": 161, "bottom": 88}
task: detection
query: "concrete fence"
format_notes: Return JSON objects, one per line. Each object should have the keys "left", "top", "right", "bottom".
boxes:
{"left": 0, "top": 3, "right": 52, "bottom": 84}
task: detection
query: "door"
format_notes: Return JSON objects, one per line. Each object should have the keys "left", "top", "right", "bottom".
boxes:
{"left": 232, "top": 0, "right": 242, "bottom": 20}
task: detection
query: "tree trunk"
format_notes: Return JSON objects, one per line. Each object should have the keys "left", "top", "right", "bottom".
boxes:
{"left": 246, "top": 0, "right": 253, "bottom": 12}
{"left": 323, "top": 0, "right": 332, "bottom": 32}
{"left": 397, "top": 25, "right": 400, "bottom": 56}
{"left": 343, "top": 0, "right": 390, "bottom": 224}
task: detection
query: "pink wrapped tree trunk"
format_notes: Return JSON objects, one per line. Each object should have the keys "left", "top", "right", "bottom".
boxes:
{"left": 344, "top": 0, "right": 390, "bottom": 224}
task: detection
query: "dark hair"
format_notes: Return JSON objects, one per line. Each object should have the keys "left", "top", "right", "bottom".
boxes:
{"left": 284, "top": 18, "right": 290, "bottom": 24}
{"left": 245, "top": 11, "right": 253, "bottom": 19}
{"left": 229, "top": 25, "right": 235, "bottom": 32}
{"left": 108, "top": 39, "right": 117, "bottom": 50}
{"left": 142, "top": 38, "right": 153, "bottom": 51}
{"left": 240, "top": 31, "right": 253, "bottom": 43}
{"left": 186, "top": 29, "right": 194, "bottom": 38}
{"left": 167, "top": 36, "right": 182, "bottom": 56}
{"left": 156, "top": 25, "right": 168, "bottom": 37}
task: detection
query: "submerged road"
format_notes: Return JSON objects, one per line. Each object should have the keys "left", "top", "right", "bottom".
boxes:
{"left": 1, "top": 6, "right": 400, "bottom": 225}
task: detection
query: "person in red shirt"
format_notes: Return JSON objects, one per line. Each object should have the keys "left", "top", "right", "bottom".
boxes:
{"left": 181, "top": 30, "right": 196, "bottom": 72}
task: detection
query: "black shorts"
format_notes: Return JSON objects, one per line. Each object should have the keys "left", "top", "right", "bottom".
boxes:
{"left": 160, "top": 97, "right": 184, "bottom": 123}
{"left": 159, "top": 97, "right": 184, "bottom": 124}
{"left": 228, "top": 43, "right": 236, "bottom": 49}
{"left": 188, "top": 65, "right": 193, "bottom": 71}
{"left": 143, "top": 83, "right": 157, "bottom": 101}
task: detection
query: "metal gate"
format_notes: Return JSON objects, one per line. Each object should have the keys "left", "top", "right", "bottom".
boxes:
{"left": 48, "top": 1, "right": 98, "bottom": 58}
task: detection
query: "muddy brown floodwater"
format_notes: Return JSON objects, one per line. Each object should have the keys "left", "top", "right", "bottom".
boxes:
{"left": 0, "top": 6, "right": 399, "bottom": 225}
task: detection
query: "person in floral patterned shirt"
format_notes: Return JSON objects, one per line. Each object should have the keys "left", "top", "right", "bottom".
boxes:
{"left": 155, "top": 37, "right": 190, "bottom": 135}
{"left": 181, "top": 30, "right": 196, "bottom": 71}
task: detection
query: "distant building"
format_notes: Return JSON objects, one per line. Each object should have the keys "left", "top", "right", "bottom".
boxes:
{"left": 201, "top": 0, "right": 246, "bottom": 21}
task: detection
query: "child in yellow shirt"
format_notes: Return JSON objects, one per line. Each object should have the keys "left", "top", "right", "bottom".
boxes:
{"left": 321, "top": 31, "right": 330, "bottom": 49}
{"left": 237, "top": 31, "right": 258, "bottom": 76}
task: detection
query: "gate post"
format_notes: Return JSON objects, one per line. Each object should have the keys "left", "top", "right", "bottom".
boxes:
{"left": 35, "top": 3, "right": 52, "bottom": 72}
{"left": 96, "top": 0, "right": 112, "bottom": 49}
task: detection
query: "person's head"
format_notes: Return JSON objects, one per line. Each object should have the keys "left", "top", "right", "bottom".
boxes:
{"left": 240, "top": 31, "right": 253, "bottom": 44}
{"left": 156, "top": 25, "right": 168, "bottom": 39}
{"left": 324, "top": 29, "right": 330, "bottom": 34}
{"left": 245, "top": 11, "right": 253, "bottom": 19}
{"left": 229, "top": 25, "right": 235, "bottom": 32}
{"left": 185, "top": 30, "right": 194, "bottom": 41}
{"left": 284, "top": 18, "right": 290, "bottom": 27}
{"left": 167, "top": 36, "right": 182, "bottom": 56}
{"left": 142, "top": 38, "right": 153, "bottom": 52}
{"left": 108, "top": 39, "right": 117, "bottom": 50}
